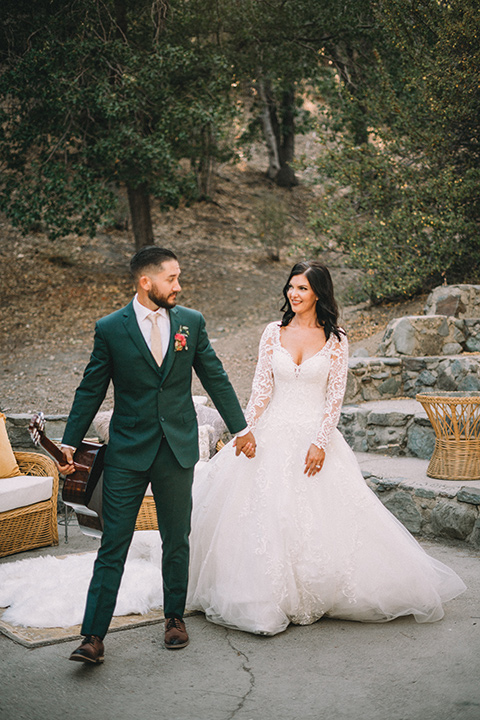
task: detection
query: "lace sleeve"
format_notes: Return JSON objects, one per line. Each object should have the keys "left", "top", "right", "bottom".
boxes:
{"left": 313, "top": 332, "right": 349, "bottom": 451}
{"left": 244, "top": 322, "right": 277, "bottom": 430}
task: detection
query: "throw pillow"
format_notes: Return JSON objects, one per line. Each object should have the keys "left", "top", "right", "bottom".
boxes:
{"left": 0, "top": 413, "right": 21, "bottom": 478}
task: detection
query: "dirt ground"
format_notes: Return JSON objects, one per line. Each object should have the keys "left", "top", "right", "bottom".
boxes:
{"left": 0, "top": 144, "right": 426, "bottom": 415}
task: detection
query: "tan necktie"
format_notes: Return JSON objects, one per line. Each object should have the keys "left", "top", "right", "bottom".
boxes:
{"left": 148, "top": 312, "right": 163, "bottom": 365}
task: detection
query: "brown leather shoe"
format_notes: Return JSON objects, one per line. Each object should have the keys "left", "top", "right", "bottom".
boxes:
{"left": 164, "top": 617, "right": 189, "bottom": 649}
{"left": 69, "top": 635, "right": 105, "bottom": 664}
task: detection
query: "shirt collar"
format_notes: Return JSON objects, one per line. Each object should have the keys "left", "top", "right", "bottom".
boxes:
{"left": 133, "top": 294, "right": 169, "bottom": 322}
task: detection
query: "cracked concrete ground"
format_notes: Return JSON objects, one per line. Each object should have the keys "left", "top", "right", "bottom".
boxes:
{"left": 1, "top": 528, "right": 479, "bottom": 720}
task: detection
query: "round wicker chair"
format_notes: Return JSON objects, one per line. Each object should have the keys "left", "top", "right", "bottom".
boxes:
{"left": 416, "top": 391, "right": 480, "bottom": 480}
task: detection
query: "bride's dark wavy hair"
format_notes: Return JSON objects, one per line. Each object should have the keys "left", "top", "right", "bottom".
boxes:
{"left": 280, "top": 261, "right": 344, "bottom": 341}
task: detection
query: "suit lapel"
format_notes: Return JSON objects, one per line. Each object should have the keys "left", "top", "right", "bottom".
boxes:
{"left": 122, "top": 301, "right": 160, "bottom": 374}
{"left": 160, "top": 306, "right": 180, "bottom": 383}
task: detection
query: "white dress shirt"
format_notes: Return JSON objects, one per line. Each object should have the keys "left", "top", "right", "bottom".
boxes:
{"left": 133, "top": 294, "right": 170, "bottom": 362}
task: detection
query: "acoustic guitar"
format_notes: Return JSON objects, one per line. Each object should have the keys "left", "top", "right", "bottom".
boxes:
{"left": 29, "top": 412, "right": 106, "bottom": 538}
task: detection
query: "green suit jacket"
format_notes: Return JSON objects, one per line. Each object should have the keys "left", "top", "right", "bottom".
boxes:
{"left": 62, "top": 301, "right": 247, "bottom": 469}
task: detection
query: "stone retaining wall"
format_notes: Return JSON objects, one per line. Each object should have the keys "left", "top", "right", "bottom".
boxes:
{"left": 339, "top": 404, "right": 435, "bottom": 458}
{"left": 346, "top": 357, "right": 403, "bottom": 403}
{"left": 7, "top": 413, "right": 480, "bottom": 547}
{"left": 346, "top": 355, "right": 480, "bottom": 404}
{"left": 8, "top": 408, "right": 435, "bottom": 459}
{"left": 365, "top": 472, "right": 480, "bottom": 548}
{"left": 7, "top": 414, "right": 80, "bottom": 449}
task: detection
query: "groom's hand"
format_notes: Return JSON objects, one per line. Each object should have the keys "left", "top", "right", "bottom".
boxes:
{"left": 234, "top": 431, "right": 256, "bottom": 459}
{"left": 58, "top": 445, "right": 76, "bottom": 475}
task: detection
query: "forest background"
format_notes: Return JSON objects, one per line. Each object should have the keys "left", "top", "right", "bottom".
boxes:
{"left": 0, "top": 0, "right": 479, "bottom": 413}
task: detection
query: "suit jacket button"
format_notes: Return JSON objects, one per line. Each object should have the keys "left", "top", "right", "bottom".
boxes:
{"left": 160, "top": 416, "right": 165, "bottom": 422}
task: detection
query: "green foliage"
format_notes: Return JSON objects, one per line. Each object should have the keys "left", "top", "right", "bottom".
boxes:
{"left": 308, "top": 0, "right": 480, "bottom": 302}
{"left": 0, "top": 0, "right": 236, "bottom": 240}
{"left": 312, "top": 144, "right": 480, "bottom": 300}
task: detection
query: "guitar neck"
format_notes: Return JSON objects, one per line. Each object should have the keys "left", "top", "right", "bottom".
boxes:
{"left": 39, "top": 434, "right": 66, "bottom": 465}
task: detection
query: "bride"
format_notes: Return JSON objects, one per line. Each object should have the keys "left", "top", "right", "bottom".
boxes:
{"left": 186, "top": 261, "right": 466, "bottom": 635}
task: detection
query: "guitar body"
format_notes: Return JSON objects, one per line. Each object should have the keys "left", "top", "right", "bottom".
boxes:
{"left": 62, "top": 441, "right": 107, "bottom": 538}
{"left": 61, "top": 440, "right": 107, "bottom": 506}
{"left": 29, "top": 413, "right": 107, "bottom": 539}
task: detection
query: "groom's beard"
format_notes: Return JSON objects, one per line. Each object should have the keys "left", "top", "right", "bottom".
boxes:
{"left": 148, "top": 288, "right": 178, "bottom": 309}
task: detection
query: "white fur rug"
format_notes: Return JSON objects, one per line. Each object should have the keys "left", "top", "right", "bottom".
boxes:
{"left": 0, "top": 532, "right": 164, "bottom": 628}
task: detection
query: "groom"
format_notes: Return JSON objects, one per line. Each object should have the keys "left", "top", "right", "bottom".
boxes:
{"left": 59, "top": 246, "right": 255, "bottom": 664}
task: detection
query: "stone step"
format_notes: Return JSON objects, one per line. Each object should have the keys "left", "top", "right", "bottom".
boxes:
{"left": 356, "top": 452, "right": 480, "bottom": 548}
{"left": 346, "top": 354, "right": 480, "bottom": 404}
{"left": 339, "top": 399, "right": 434, "bottom": 458}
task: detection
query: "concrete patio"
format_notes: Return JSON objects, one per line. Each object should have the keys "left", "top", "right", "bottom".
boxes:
{"left": 1, "top": 490, "right": 479, "bottom": 720}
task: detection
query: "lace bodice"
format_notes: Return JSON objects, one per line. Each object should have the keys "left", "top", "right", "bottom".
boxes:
{"left": 245, "top": 321, "right": 349, "bottom": 450}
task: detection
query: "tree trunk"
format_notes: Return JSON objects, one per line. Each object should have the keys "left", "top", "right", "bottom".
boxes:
{"left": 114, "top": 0, "right": 128, "bottom": 39}
{"left": 331, "top": 45, "right": 369, "bottom": 146}
{"left": 350, "top": 98, "right": 369, "bottom": 146}
{"left": 280, "top": 86, "right": 295, "bottom": 164}
{"left": 195, "top": 124, "right": 216, "bottom": 199}
{"left": 276, "top": 85, "right": 298, "bottom": 187}
{"left": 127, "top": 183, "right": 154, "bottom": 250}
{"left": 151, "top": 0, "right": 170, "bottom": 44}
{"left": 257, "top": 78, "right": 281, "bottom": 180}
{"left": 258, "top": 78, "right": 298, "bottom": 187}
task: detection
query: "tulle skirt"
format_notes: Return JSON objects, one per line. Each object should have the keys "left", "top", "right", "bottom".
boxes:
{"left": 187, "top": 428, "right": 466, "bottom": 635}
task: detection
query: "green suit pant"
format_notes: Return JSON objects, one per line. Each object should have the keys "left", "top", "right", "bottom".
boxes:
{"left": 81, "top": 436, "right": 194, "bottom": 638}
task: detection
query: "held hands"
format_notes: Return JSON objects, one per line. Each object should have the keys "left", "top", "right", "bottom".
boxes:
{"left": 234, "top": 431, "right": 256, "bottom": 459}
{"left": 304, "top": 444, "right": 325, "bottom": 477}
{"left": 57, "top": 446, "right": 76, "bottom": 475}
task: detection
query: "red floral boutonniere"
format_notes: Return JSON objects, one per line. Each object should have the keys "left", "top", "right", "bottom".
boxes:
{"left": 174, "top": 325, "right": 189, "bottom": 352}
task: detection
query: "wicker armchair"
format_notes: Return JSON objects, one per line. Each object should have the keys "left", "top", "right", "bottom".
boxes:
{"left": 0, "top": 452, "right": 59, "bottom": 558}
{"left": 135, "top": 496, "right": 158, "bottom": 531}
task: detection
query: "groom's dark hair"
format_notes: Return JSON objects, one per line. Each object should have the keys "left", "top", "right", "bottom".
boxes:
{"left": 130, "top": 246, "right": 177, "bottom": 282}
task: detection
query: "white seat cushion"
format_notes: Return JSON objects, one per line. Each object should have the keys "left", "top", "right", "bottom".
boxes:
{"left": 0, "top": 475, "right": 53, "bottom": 513}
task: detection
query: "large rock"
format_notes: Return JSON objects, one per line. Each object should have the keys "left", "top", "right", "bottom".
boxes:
{"left": 406, "top": 422, "right": 436, "bottom": 459}
{"left": 377, "top": 315, "right": 476, "bottom": 357}
{"left": 382, "top": 491, "right": 422, "bottom": 533}
{"left": 463, "top": 319, "right": 480, "bottom": 352}
{"left": 456, "top": 487, "right": 480, "bottom": 505}
{"left": 468, "top": 519, "right": 480, "bottom": 549}
{"left": 366, "top": 425, "right": 407, "bottom": 455}
{"left": 430, "top": 501, "right": 477, "bottom": 540}
{"left": 425, "top": 284, "right": 480, "bottom": 318}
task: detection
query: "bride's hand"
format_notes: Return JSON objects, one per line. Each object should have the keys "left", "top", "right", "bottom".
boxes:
{"left": 304, "top": 444, "right": 325, "bottom": 476}
{"left": 233, "top": 431, "right": 256, "bottom": 459}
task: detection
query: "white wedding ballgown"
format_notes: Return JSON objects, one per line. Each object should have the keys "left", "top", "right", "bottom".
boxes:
{"left": 187, "top": 322, "right": 466, "bottom": 635}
